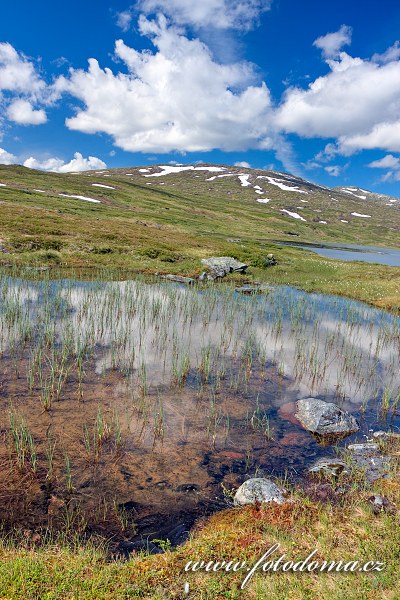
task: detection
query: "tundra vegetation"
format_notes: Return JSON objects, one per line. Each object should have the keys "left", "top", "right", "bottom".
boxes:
{"left": 0, "top": 164, "right": 399, "bottom": 598}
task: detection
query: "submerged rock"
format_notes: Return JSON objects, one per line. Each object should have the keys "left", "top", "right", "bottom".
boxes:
{"left": 235, "top": 286, "right": 263, "bottom": 295}
{"left": 234, "top": 478, "right": 286, "bottom": 506}
{"left": 308, "top": 457, "right": 350, "bottom": 478}
{"left": 235, "top": 284, "right": 274, "bottom": 295}
{"left": 347, "top": 442, "right": 379, "bottom": 453}
{"left": 295, "top": 398, "right": 359, "bottom": 439}
{"left": 161, "top": 274, "right": 196, "bottom": 285}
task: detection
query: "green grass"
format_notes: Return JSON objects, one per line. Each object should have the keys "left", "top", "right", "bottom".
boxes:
{"left": 1, "top": 165, "right": 400, "bottom": 598}
{"left": 1, "top": 164, "right": 400, "bottom": 310}
{"left": 0, "top": 444, "right": 399, "bottom": 599}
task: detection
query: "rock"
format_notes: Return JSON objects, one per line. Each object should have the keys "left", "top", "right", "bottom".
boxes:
{"left": 234, "top": 478, "right": 286, "bottom": 506}
{"left": 295, "top": 398, "right": 359, "bottom": 439}
{"left": 367, "top": 494, "right": 397, "bottom": 515}
{"left": 372, "top": 430, "right": 400, "bottom": 439}
{"left": 347, "top": 442, "right": 391, "bottom": 482}
{"left": 207, "top": 268, "right": 227, "bottom": 281}
{"left": 227, "top": 238, "right": 241, "bottom": 243}
{"left": 235, "top": 284, "right": 274, "bottom": 295}
{"left": 201, "top": 257, "right": 248, "bottom": 275}
{"left": 161, "top": 275, "right": 196, "bottom": 285}
{"left": 264, "top": 253, "right": 277, "bottom": 267}
{"left": 198, "top": 268, "right": 227, "bottom": 282}
{"left": 308, "top": 457, "right": 350, "bottom": 478}
{"left": 176, "top": 484, "right": 200, "bottom": 493}
{"left": 235, "top": 286, "right": 263, "bottom": 295}
{"left": 347, "top": 442, "right": 379, "bottom": 453}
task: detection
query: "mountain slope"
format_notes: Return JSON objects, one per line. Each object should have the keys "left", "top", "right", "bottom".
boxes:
{"left": 0, "top": 163, "right": 399, "bottom": 309}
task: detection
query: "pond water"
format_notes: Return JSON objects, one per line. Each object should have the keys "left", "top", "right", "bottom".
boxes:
{"left": 0, "top": 275, "right": 399, "bottom": 551}
{"left": 278, "top": 241, "right": 400, "bottom": 266}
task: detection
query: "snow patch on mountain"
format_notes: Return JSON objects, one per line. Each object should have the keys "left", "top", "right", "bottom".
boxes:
{"left": 238, "top": 174, "right": 251, "bottom": 187}
{"left": 206, "top": 173, "right": 237, "bottom": 181}
{"left": 281, "top": 209, "right": 307, "bottom": 221}
{"left": 59, "top": 194, "right": 101, "bottom": 204}
{"left": 145, "top": 165, "right": 225, "bottom": 177}
{"left": 341, "top": 188, "right": 367, "bottom": 200}
{"left": 259, "top": 176, "right": 308, "bottom": 194}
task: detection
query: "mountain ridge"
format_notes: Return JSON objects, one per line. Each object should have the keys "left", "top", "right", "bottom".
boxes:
{"left": 1, "top": 161, "right": 400, "bottom": 308}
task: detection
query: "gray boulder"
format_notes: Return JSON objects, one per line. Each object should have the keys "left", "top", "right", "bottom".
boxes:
{"left": 295, "top": 398, "right": 359, "bottom": 439}
{"left": 201, "top": 257, "right": 248, "bottom": 275}
{"left": 234, "top": 478, "right": 286, "bottom": 506}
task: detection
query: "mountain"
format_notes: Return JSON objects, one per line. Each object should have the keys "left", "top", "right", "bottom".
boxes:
{"left": 0, "top": 162, "right": 400, "bottom": 309}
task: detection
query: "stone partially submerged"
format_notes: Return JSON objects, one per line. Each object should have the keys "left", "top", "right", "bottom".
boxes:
{"left": 160, "top": 274, "right": 196, "bottom": 285}
{"left": 295, "top": 398, "right": 359, "bottom": 440}
{"left": 234, "top": 478, "right": 286, "bottom": 506}
{"left": 308, "top": 457, "right": 350, "bottom": 478}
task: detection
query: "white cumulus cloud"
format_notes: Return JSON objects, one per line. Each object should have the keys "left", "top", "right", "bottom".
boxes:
{"left": 0, "top": 42, "right": 50, "bottom": 130}
{"left": 313, "top": 25, "right": 352, "bottom": 58}
{"left": 372, "top": 41, "right": 400, "bottom": 65}
{"left": 276, "top": 34, "right": 400, "bottom": 156}
{"left": 234, "top": 161, "right": 251, "bottom": 168}
{"left": 6, "top": 99, "right": 47, "bottom": 125}
{"left": 368, "top": 154, "right": 400, "bottom": 169}
{"left": 57, "top": 15, "right": 275, "bottom": 154}
{"left": 368, "top": 153, "right": 400, "bottom": 182}
{"left": 0, "top": 42, "right": 45, "bottom": 94}
{"left": 0, "top": 147, "right": 17, "bottom": 165}
{"left": 23, "top": 152, "right": 106, "bottom": 173}
{"left": 135, "top": 0, "right": 272, "bottom": 30}
{"left": 340, "top": 121, "right": 400, "bottom": 154}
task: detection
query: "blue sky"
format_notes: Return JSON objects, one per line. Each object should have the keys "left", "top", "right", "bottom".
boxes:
{"left": 1, "top": 0, "right": 400, "bottom": 194}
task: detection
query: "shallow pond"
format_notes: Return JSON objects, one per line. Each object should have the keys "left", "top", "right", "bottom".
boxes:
{"left": 0, "top": 276, "right": 399, "bottom": 551}
{"left": 278, "top": 241, "right": 400, "bottom": 266}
